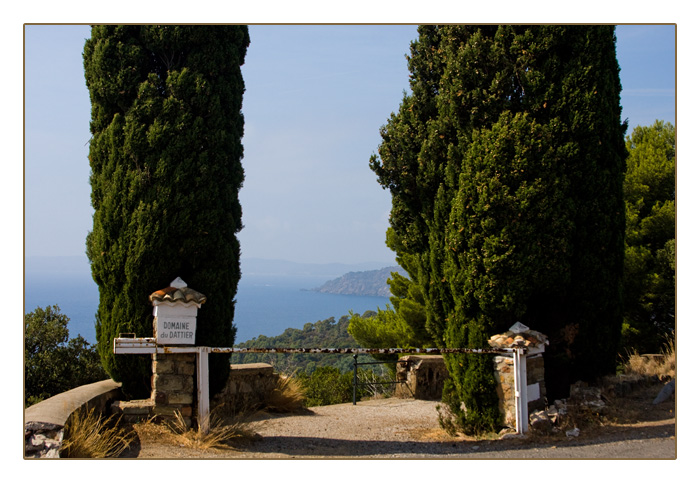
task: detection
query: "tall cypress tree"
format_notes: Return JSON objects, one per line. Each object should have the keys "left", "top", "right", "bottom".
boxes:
{"left": 84, "top": 26, "right": 250, "bottom": 397}
{"left": 372, "top": 25, "right": 626, "bottom": 432}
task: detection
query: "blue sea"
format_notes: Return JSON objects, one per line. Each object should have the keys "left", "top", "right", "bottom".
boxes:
{"left": 23, "top": 257, "right": 392, "bottom": 345}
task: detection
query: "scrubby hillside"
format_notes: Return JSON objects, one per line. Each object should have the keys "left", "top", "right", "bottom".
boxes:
{"left": 230, "top": 313, "right": 387, "bottom": 374}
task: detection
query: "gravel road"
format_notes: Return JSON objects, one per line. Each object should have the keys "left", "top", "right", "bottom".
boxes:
{"left": 232, "top": 398, "right": 676, "bottom": 459}
{"left": 125, "top": 389, "right": 676, "bottom": 459}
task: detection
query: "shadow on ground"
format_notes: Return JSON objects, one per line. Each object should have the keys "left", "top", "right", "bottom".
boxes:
{"left": 234, "top": 421, "right": 675, "bottom": 458}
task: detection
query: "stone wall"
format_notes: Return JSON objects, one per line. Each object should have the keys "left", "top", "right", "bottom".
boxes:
{"left": 212, "top": 363, "right": 279, "bottom": 414}
{"left": 395, "top": 355, "right": 449, "bottom": 400}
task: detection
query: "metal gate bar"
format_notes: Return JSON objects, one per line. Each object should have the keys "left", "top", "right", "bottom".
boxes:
{"left": 351, "top": 355, "right": 409, "bottom": 405}
{"left": 114, "top": 338, "right": 529, "bottom": 434}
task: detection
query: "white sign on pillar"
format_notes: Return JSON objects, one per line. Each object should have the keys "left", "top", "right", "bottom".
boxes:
{"left": 150, "top": 277, "right": 206, "bottom": 346}
{"left": 153, "top": 304, "right": 197, "bottom": 345}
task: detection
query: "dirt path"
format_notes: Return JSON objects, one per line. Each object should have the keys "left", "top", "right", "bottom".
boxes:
{"left": 122, "top": 384, "right": 676, "bottom": 459}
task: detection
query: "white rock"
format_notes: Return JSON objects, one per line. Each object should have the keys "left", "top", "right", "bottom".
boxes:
{"left": 653, "top": 379, "right": 675, "bottom": 405}
{"left": 509, "top": 321, "right": 530, "bottom": 333}
{"left": 170, "top": 277, "right": 188, "bottom": 288}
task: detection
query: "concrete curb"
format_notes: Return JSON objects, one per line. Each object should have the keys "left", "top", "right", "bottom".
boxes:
{"left": 24, "top": 379, "right": 123, "bottom": 458}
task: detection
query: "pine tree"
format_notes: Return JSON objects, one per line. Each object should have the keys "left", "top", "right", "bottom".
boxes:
{"left": 83, "top": 26, "right": 250, "bottom": 397}
{"left": 622, "top": 121, "right": 675, "bottom": 353}
{"left": 372, "top": 25, "right": 627, "bottom": 432}
{"left": 348, "top": 228, "right": 431, "bottom": 350}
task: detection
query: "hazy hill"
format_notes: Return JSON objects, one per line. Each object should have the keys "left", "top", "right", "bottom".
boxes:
{"left": 239, "top": 258, "right": 393, "bottom": 285}
{"left": 312, "top": 266, "right": 407, "bottom": 297}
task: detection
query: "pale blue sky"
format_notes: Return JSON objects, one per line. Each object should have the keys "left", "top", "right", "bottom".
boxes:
{"left": 23, "top": 24, "right": 676, "bottom": 266}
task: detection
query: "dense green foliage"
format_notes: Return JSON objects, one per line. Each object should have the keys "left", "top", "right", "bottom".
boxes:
{"left": 83, "top": 26, "right": 250, "bottom": 397}
{"left": 371, "top": 25, "right": 627, "bottom": 432}
{"left": 231, "top": 315, "right": 379, "bottom": 374}
{"left": 622, "top": 121, "right": 675, "bottom": 353}
{"left": 25, "top": 306, "right": 107, "bottom": 406}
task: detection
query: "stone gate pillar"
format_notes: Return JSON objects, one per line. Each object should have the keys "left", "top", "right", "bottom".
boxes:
{"left": 148, "top": 277, "right": 206, "bottom": 427}
{"left": 488, "top": 322, "right": 548, "bottom": 429}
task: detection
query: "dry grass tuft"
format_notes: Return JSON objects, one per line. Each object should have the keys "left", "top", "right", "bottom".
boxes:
{"left": 131, "top": 415, "right": 178, "bottom": 444}
{"left": 165, "top": 408, "right": 258, "bottom": 450}
{"left": 623, "top": 335, "right": 676, "bottom": 380}
{"left": 264, "top": 374, "right": 306, "bottom": 413}
{"left": 60, "top": 407, "right": 134, "bottom": 458}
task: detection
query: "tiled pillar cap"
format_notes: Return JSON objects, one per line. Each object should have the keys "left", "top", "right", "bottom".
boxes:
{"left": 149, "top": 277, "right": 207, "bottom": 305}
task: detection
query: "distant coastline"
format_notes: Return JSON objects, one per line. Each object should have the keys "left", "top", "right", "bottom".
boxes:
{"left": 310, "top": 266, "right": 407, "bottom": 297}
{"left": 24, "top": 256, "right": 394, "bottom": 344}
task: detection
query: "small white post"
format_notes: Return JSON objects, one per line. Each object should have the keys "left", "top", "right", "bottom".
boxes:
{"left": 196, "top": 347, "right": 211, "bottom": 435}
{"left": 513, "top": 348, "right": 529, "bottom": 434}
